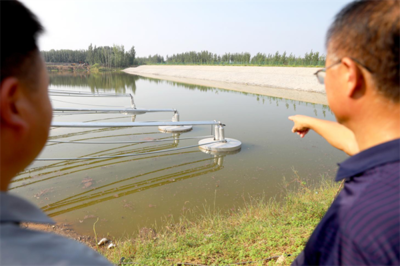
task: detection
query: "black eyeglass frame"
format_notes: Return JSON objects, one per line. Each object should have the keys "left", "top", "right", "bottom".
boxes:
{"left": 314, "top": 57, "right": 373, "bottom": 85}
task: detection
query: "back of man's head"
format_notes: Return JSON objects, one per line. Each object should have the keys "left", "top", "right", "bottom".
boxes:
{"left": 1, "top": 0, "right": 44, "bottom": 85}
{"left": 326, "top": 0, "right": 399, "bottom": 103}
{"left": 0, "top": 1, "right": 52, "bottom": 191}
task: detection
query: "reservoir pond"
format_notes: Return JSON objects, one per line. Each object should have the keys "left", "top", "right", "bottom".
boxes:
{"left": 11, "top": 72, "right": 347, "bottom": 237}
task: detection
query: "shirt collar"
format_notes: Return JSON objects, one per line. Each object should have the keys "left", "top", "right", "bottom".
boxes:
{"left": 336, "top": 138, "right": 400, "bottom": 181}
{"left": 0, "top": 192, "right": 54, "bottom": 224}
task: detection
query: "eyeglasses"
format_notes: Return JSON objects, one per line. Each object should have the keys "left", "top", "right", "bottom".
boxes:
{"left": 314, "top": 61, "right": 341, "bottom": 85}
{"left": 314, "top": 58, "right": 373, "bottom": 85}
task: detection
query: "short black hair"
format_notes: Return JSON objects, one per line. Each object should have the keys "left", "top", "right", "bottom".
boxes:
{"left": 0, "top": 0, "right": 44, "bottom": 84}
{"left": 326, "top": 0, "right": 399, "bottom": 102}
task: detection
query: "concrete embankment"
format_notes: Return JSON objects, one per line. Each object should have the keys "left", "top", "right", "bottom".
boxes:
{"left": 123, "top": 65, "right": 328, "bottom": 105}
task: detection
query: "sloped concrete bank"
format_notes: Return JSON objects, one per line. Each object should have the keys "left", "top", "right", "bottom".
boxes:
{"left": 123, "top": 65, "right": 328, "bottom": 105}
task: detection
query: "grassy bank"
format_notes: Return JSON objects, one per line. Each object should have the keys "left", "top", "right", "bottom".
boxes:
{"left": 99, "top": 178, "right": 341, "bottom": 265}
{"left": 45, "top": 63, "right": 122, "bottom": 73}
{"left": 90, "top": 63, "right": 123, "bottom": 73}
{"left": 46, "top": 64, "right": 89, "bottom": 73}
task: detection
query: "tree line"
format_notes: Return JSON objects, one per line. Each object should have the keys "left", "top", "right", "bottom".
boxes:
{"left": 141, "top": 50, "right": 325, "bottom": 66}
{"left": 42, "top": 45, "right": 325, "bottom": 67}
{"left": 41, "top": 44, "right": 136, "bottom": 68}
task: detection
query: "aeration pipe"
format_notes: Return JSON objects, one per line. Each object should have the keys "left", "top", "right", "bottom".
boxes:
{"left": 51, "top": 121, "right": 222, "bottom": 128}
{"left": 53, "top": 107, "right": 176, "bottom": 114}
{"left": 49, "top": 90, "right": 132, "bottom": 97}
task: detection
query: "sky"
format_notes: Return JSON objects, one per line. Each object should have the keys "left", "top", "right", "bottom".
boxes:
{"left": 21, "top": 0, "right": 353, "bottom": 58}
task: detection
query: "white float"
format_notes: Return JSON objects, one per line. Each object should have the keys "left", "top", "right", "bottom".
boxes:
{"left": 158, "top": 112, "right": 193, "bottom": 133}
{"left": 199, "top": 124, "right": 241, "bottom": 154}
{"left": 199, "top": 138, "right": 242, "bottom": 153}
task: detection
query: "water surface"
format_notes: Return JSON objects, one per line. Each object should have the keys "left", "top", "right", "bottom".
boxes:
{"left": 11, "top": 72, "right": 346, "bottom": 237}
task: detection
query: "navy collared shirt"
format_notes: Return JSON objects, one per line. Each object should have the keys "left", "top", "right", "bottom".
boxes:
{"left": 0, "top": 192, "right": 113, "bottom": 266}
{"left": 293, "top": 139, "right": 400, "bottom": 265}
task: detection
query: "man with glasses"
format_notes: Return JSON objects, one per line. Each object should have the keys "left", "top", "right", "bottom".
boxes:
{"left": 289, "top": 0, "right": 399, "bottom": 265}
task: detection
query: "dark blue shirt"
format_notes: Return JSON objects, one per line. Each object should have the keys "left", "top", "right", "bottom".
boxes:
{"left": 293, "top": 139, "right": 400, "bottom": 265}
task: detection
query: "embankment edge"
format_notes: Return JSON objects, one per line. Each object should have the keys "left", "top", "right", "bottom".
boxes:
{"left": 123, "top": 67, "right": 328, "bottom": 105}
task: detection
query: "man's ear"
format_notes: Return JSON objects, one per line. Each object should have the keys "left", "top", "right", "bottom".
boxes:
{"left": 0, "top": 77, "right": 29, "bottom": 132}
{"left": 341, "top": 57, "right": 365, "bottom": 100}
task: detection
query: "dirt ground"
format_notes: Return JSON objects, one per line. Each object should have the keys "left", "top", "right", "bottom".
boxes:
{"left": 22, "top": 222, "right": 97, "bottom": 249}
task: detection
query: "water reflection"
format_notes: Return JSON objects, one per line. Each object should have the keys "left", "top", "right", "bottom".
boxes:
{"left": 49, "top": 72, "right": 139, "bottom": 94}
{"left": 9, "top": 72, "right": 346, "bottom": 237}
{"left": 42, "top": 153, "right": 225, "bottom": 217}
{"left": 12, "top": 125, "right": 228, "bottom": 225}
{"left": 13, "top": 131, "right": 182, "bottom": 185}
{"left": 49, "top": 72, "right": 332, "bottom": 117}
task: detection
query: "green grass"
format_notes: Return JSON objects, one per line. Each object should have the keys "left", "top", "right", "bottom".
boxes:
{"left": 90, "top": 64, "right": 122, "bottom": 73}
{"left": 101, "top": 177, "right": 340, "bottom": 265}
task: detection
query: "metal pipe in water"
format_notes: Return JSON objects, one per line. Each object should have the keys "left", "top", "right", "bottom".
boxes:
{"left": 219, "top": 125, "right": 226, "bottom": 142}
{"left": 172, "top": 112, "right": 179, "bottom": 122}
{"left": 130, "top": 94, "right": 136, "bottom": 109}
{"left": 214, "top": 125, "right": 220, "bottom": 140}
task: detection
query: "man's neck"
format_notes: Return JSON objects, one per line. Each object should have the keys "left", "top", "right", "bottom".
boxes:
{"left": 349, "top": 103, "right": 400, "bottom": 152}
{"left": 0, "top": 170, "right": 12, "bottom": 191}
{"left": 0, "top": 160, "right": 22, "bottom": 191}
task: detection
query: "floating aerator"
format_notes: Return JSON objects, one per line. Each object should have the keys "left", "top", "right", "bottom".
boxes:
{"left": 199, "top": 124, "right": 241, "bottom": 154}
{"left": 158, "top": 111, "right": 193, "bottom": 133}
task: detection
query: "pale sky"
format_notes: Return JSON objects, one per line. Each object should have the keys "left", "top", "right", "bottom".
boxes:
{"left": 21, "top": 0, "right": 353, "bottom": 57}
